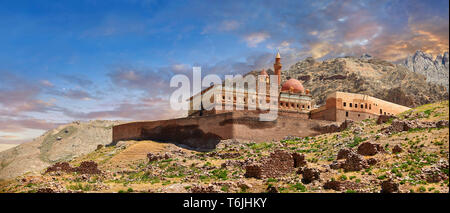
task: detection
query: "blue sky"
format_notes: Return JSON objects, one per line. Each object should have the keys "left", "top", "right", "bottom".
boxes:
{"left": 0, "top": 0, "right": 448, "bottom": 143}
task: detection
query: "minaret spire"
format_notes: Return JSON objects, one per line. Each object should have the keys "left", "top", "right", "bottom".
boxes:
{"left": 274, "top": 51, "right": 282, "bottom": 85}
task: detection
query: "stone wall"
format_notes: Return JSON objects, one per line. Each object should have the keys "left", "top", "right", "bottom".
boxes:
{"left": 113, "top": 111, "right": 335, "bottom": 149}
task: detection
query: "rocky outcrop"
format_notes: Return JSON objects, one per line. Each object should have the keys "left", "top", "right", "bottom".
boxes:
{"left": 382, "top": 119, "right": 449, "bottom": 134}
{"left": 403, "top": 51, "right": 449, "bottom": 90}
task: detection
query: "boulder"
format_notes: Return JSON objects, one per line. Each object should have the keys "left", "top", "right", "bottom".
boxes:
{"left": 392, "top": 145, "right": 403, "bottom": 154}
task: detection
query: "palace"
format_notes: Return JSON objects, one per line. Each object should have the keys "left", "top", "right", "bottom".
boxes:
{"left": 186, "top": 52, "right": 409, "bottom": 122}
{"left": 112, "top": 52, "right": 410, "bottom": 149}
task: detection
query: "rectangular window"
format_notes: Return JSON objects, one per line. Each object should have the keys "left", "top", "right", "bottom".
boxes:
{"left": 346, "top": 111, "right": 348, "bottom": 117}
{"left": 343, "top": 102, "right": 346, "bottom": 107}
{"left": 350, "top": 103, "right": 352, "bottom": 107}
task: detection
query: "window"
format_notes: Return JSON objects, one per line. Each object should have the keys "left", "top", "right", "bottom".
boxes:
{"left": 358, "top": 114, "right": 360, "bottom": 117}
{"left": 350, "top": 103, "right": 352, "bottom": 107}
{"left": 369, "top": 104, "right": 371, "bottom": 110}
{"left": 308, "top": 105, "right": 310, "bottom": 109}
{"left": 355, "top": 104, "right": 357, "bottom": 108}
{"left": 346, "top": 111, "right": 348, "bottom": 117}
{"left": 343, "top": 102, "right": 346, "bottom": 107}
{"left": 365, "top": 103, "right": 367, "bottom": 109}
{"left": 384, "top": 112, "right": 386, "bottom": 115}
{"left": 302, "top": 105, "right": 305, "bottom": 109}
{"left": 380, "top": 109, "right": 383, "bottom": 114}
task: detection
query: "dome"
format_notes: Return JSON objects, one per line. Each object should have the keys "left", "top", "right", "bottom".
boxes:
{"left": 281, "top": 79, "right": 304, "bottom": 93}
{"left": 260, "top": 69, "right": 268, "bottom": 76}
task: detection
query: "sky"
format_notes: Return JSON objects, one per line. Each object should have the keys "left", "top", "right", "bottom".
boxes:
{"left": 0, "top": 0, "right": 449, "bottom": 144}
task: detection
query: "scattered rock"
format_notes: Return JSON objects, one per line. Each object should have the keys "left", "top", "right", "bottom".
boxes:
{"left": 147, "top": 152, "right": 171, "bottom": 162}
{"left": 376, "top": 115, "right": 396, "bottom": 124}
{"left": 324, "top": 180, "right": 343, "bottom": 191}
{"left": 36, "top": 188, "right": 55, "bottom": 193}
{"left": 392, "top": 145, "right": 403, "bottom": 154}
{"left": 96, "top": 144, "right": 103, "bottom": 151}
{"left": 190, "top": 184, "right": 221, "bottom": 193}
{"left": 267, "top": 185, "right": 279, "bottom": 193}
{"left": 367, "top": 158, "right": 378, "bottom": 165}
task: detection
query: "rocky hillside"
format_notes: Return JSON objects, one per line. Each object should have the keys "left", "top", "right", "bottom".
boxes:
{"left": 1, "top": 101, "right": 447, "bottom": 193}
{"left": 284, "top": 56, "right": 448, "bottom": 107}
{"left": 403, "top": 50, "right": 449, "bottom": 90}
{"left": 0, "top": 120, "right": 121, "bottom": 180}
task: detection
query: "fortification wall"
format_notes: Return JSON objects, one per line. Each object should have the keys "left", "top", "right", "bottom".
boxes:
{"left": 113, "top": 111, "right": 335, "bottom": 149}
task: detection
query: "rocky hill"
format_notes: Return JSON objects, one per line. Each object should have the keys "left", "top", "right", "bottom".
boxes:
{"left": 403, "top": 51, "right": 449, "bottom": 91}
{"left": 0, "top": 120, "right": 121, "bottom": 180}
{"left": 0, "top": 101, "right": 447, "bottom": 193}
{"left": 284, "top": 56, "right": 448, "bottom": 107}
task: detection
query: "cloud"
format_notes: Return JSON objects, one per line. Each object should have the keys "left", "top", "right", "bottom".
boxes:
{"left": 244, "top": 32, "right": 270, "bottom": 47}
{"left": 40, "top": 80, "right": 54, "bottom": 87}
{"left": 60, "top": 74, "right": 94, "bottom": 87}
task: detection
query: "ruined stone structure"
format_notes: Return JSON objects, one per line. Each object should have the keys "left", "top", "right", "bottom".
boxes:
{"left": 112, "top": 52, "right": 411, "bottom": 148}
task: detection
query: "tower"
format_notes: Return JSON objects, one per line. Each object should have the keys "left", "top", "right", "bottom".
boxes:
{"left": 274, "top": 51, "right": 282, "bottom": 85}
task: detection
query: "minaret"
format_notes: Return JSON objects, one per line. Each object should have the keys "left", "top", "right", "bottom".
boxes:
{"left": 274, "top": 51, "right": 282, "bottom": 85}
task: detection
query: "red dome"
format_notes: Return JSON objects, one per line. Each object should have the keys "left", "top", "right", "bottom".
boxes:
{"left": 260, "top": 69, "right": 268, "bottom": 76}
{"left": 281, "top": 79, "right": 304, "bottom": 93}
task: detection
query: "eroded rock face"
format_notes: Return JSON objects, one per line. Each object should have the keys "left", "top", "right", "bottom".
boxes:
{"left": 357, "top": 142, "right": 384, "bottom": 156}
{"left": 381, "top": 179, "right": 399, "bottom": 193}
{"left": 403, "top": 50, "right": 449, "bottom": 90}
